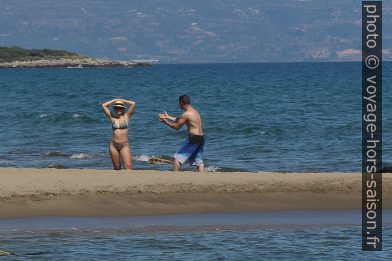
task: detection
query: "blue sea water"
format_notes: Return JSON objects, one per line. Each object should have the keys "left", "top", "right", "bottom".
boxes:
{"left": 1, "top": 64, "right": 391, "bottom": 259}
{"left": 1, "top": 211, "right": 392, "bottom": 260}
{"left": 0, "top": 62, "right": 391, "bottom": 171}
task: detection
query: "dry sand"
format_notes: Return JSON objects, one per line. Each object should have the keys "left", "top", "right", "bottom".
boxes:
{"left": 0, "top": 168, "right": 391, "bottom": 218}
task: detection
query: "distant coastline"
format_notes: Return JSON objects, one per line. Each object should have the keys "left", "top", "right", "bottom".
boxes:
{"left": 0, "top": 46, "right": 152, "bottom": 68}
{"left": 0, "top": 57, "right": 152, "bottom": 68}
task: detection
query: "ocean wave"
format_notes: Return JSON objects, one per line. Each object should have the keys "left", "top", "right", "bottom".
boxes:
{"left": 72, "top": 113, "right": 82, "bottom": 118}
{"left": 134, "top": 154, "right": 152, "bottom": 162}
{"left": 37, "top": 112, "right": 96, "bottom": 124}
{"left": 70, "top": 153, "right": 97, "bottom": 159}
{"left": 207, "top": 166, "right": 249, "bottom": 172}
{"left": 0, "top": 160, "right": 14, "bottom": 167}
{"left": 45, "top": 151, "right": 97, "bottom": 159}
{"left": 206, "top": 166, "right": 218, "bottom": 172}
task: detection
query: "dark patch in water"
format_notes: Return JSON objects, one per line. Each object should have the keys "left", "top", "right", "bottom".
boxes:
{"left": 23, "top": 251, "right": 50, "bottom": 256}
{"left": 45, "top": 163, "right": 69, "bottom": 169}
{"left": 380, "top": 165, "right": 392, "bottom": 173}
{"left": 45, "top": 151, "right": 70, "bottom": 157}
{"left": 214, "top": 167, "right": 250, "bottom": 172}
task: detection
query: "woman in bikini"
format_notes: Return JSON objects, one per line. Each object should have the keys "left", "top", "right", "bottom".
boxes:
{"left": 101, "top": 99, "right": 136, "bottom": 170}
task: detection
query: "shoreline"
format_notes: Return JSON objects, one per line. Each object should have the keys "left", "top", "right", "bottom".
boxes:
{"left": 1, "top": 168, "right": 391, "bottom": 218}
{"left": 3, "top": 210, "right": 390, "bottom": 232}
{"left": 0, "top": 58, "right": 151, "bottom": 68}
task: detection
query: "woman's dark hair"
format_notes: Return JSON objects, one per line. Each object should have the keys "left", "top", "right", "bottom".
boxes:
{"left": 179, "top": 95, "right": 190, "bottom": 105}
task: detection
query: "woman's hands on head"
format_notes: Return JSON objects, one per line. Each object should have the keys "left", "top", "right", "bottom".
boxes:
{"left": 124, "top": 99, "right": 136, "bottom": 117}
{"left": 101, "top": 99, "right": 118, "bottom": 119}
{"left": 123, "top": 99, "right": 135, "bottom": 105}
{"left": 101, "top": 98, "right": 136, "bottom": 119}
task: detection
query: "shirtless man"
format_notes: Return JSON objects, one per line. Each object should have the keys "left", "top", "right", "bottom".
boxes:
{"left": 159, "top": 95, "right": 205, "bottom": 172}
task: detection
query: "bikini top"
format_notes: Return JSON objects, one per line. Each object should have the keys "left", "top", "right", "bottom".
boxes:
{"left": 112, "top": 117, "right": 128, "bottom": 130}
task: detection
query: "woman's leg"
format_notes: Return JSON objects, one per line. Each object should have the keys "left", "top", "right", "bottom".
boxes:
{"left": 109, "top": 143, "right": 121, "bottom": 170}
{"left": 120, "top": 143, "right": 132, "bottom": 170}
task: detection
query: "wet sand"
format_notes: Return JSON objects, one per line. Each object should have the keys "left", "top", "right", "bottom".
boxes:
{"left": 0, "top": 168, "right": 391, "bottom": 218}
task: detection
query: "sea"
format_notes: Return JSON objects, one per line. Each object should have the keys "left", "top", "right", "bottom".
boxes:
{"left": 0, "top": 211, "right": 392, "bottom": 259}
{"left": 1, "top": 63, "right": 391, "bottom": 259}
{"left": 0, "top": 62, "right": 391, "bottom": 172}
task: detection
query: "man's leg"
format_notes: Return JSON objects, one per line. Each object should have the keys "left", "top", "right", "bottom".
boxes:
{"left": 194, "top": 144, "right": 205, "bottom": 172}
{"left": 173, "top": 159, "right": 182, "bottom": 171}
{"left": 197, "top": 163, "right": 205, "bottom": 172}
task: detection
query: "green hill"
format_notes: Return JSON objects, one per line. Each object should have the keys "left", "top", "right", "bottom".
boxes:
{"left": 0, "top": 46, "right": 85, "bottom": 63}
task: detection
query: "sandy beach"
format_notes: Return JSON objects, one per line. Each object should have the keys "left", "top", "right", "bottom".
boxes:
{"left": 0, "top": 168, "right": 391, "bottom": 218}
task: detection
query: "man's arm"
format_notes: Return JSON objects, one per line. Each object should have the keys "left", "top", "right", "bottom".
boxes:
{"left": 160, "top": 113, "right": 187, "bottom": 130}
{"left": 159, "top": 111, "right": 177, "bottom": 122}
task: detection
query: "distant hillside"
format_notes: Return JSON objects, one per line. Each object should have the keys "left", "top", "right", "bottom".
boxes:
{"left": 0, "top": 1, "right": 391, "bottom": 62}
{"left": 0, "top": 46, "right": 84, "bottom": 62}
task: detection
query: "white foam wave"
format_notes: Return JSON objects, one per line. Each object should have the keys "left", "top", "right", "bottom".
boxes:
{"left": 206, "top": 166, "right": 218, "bottom": 172}
{"left": 135, "top": 154, "right": 154, "bottom": 162}
{"left": 39, "top": 113, "right": 48, "bottom": 118}
{"left": 70, "top": 153, "right": 95, "bottom": 159}
{"left": 72, "top": 113, "right": 82, "bottom": 118}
